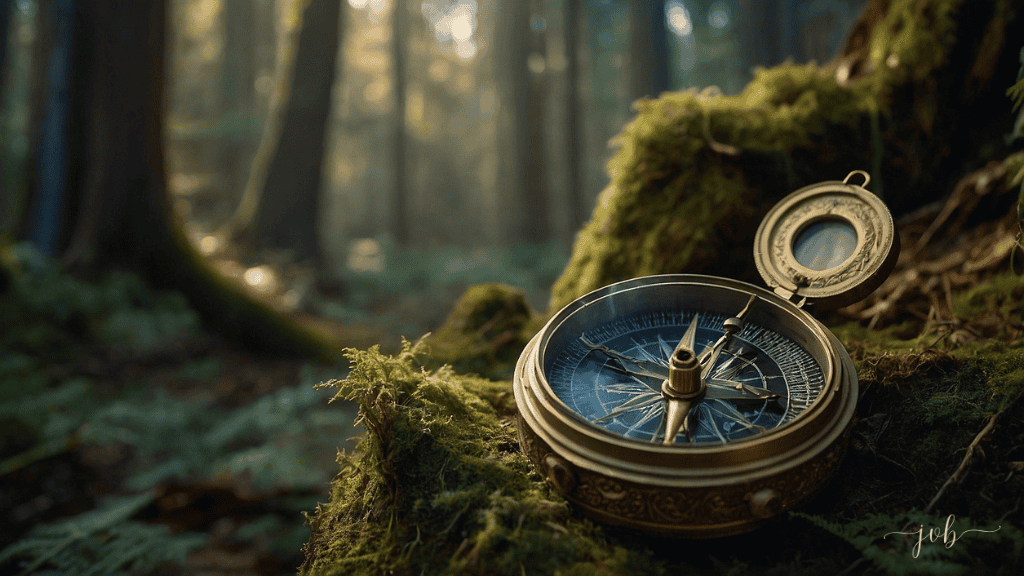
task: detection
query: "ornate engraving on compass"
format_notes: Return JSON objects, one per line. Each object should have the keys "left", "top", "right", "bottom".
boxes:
{"left": 754, "top": 170, "right": 899, "bottom": 309}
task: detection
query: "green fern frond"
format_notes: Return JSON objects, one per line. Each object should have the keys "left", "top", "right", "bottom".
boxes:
{"left": 0, "top": 492, "right": 205, "bottom": 576}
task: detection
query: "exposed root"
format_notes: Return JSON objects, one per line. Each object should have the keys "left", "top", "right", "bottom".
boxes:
{"left": 837, "top": 160, "right": 1020, "bottom": 343}
{"left": 923, "top": 394, "right": 1020, "bottom": 514}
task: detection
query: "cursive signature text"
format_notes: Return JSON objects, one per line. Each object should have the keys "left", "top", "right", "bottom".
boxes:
{"left": 883, "top": 515, "right": 1001, "bottom": 558}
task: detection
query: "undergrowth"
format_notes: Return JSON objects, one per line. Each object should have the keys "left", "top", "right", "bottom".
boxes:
{"left": 0, "top": 243, "right": 357, "bottom": 575}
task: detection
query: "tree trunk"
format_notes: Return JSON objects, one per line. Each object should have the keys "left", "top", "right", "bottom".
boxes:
{"left": 738, "top": 0, "right": 786, "bottom": 74}
{"left": 0, "top": 0, "right": 10, "bottom": 83}
{"left": 250, "top": 0, "right": 343, "bottom": 265}
{"left": 24, "top": 0, "right": 86, "bottom": 257}
{"left": 389, "top": 0, "right": 409, "bottom": 246}
{"left": 564, "top": 0, "right": 585, "bottom": 237}
{"left": 496, "top": 0, "right": 549, "bottom": 243}
{"left": 22, "top": 0, "right": 366, "bottom": 362}
{"left": 628, "top": 0, "right": 670, "bottom": 102}
{"left": 219, "top": 0, "right": 258, "bottom": 220}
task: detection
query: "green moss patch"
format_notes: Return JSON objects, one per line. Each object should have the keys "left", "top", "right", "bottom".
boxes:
{"left": 424, "top": 283, "right": 538, "bottom": 381}
{"left": 300, "top": 339, "right": 657, "bottom": 575}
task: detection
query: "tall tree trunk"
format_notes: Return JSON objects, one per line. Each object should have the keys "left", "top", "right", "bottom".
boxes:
{"left": 24, "top": 0, "right": 366, "bottom": 362}
{"left": 628, "top": 0, "right": 670, "bottom": 102}
{"left": 564, "top": 0, "right": 585, "bottom": 238}
{"left": 389, "top": 0, "right": 409, "bottom": 246}
{"left": 0, "top": 0, "right": 11, "bottom": 83}
{"left": 251, "top": 0, "right": 343, "bottom": 265}
{"left": 26, "top": 0, "right": 89, "bottom": 257}
{"left": 496, "top": 0, "right": 549, "bottom": 243}
{"left": 61, "top": 1, "right": 174, "bottom": 269}
{"left": 738, "top": 0, "right": 786, "bottom": 74}
{"left": 220, "top": 0, "right": 258, "bottom": 219}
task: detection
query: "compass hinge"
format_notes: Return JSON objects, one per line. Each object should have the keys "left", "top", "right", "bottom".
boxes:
{"left": 773, "top": 286, "right": 808, "bottom": 308}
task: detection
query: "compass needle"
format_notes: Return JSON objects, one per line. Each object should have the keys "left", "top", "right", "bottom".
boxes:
{"left": 662, "top": 398, "right": 694, "bottom": 446}
{"left": 679, "top": 312, "right": 699, "bottom": 354}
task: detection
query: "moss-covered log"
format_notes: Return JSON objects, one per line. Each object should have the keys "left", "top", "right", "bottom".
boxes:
{"left": 551, "top": 0, "right": 1019, "bottom": 310}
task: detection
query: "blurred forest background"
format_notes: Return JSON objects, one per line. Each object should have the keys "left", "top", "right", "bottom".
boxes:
{"left": 4, "top": 0, "right": 867, "bottom": 342}
{"left": 0, "top": 0, "right": 881, "bottom": 574}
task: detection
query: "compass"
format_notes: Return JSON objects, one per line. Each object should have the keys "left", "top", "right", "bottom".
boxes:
{"left": 513, "top": 171, "right": 898, "bottom": 537}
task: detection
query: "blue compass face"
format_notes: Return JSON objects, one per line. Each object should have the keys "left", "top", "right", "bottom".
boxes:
{"left": 545, "top": 309, "right": 825, "bottom": 445}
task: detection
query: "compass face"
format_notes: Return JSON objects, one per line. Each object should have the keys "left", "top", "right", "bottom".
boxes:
{"left": 544, "top": 310, "right": 825, "bottom": 445}
{"left": 516, "top": 275, "right": 857, "bottom": 536}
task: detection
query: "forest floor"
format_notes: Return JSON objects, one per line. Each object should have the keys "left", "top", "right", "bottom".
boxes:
{"left": 0, "top": 237, "right": 567, "bottom": 576}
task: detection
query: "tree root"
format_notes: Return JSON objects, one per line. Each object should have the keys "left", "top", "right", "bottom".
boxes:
{"left": 924, "top": 394, "right": 1020, "bottom": 514}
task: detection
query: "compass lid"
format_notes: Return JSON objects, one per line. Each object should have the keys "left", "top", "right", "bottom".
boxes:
{"left": 753, "top": 170, "right": 900, "bottom": 310}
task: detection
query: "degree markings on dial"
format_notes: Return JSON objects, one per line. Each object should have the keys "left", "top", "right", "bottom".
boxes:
{"left": 741, "top": 326, "right": 824, "bottom": 422}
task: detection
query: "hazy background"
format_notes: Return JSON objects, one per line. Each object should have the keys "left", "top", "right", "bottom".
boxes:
{"left": 2, "top": 0, "right": 868, "bottom": 340}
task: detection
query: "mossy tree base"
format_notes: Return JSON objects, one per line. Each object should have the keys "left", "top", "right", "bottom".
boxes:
{"left": 551, "top": 0, "right": 1019, "bottom": 311}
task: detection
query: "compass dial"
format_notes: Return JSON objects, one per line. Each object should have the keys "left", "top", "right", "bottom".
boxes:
{"left": 516, "top": 274, "right": 857, "bottom": 537}
{"left": 546, "top": 310, "right": 825, "bottom": 444}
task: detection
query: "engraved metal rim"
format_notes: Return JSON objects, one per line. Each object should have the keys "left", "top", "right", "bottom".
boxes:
{"left": 753, "top": 178, "right": 899, "bottom": 310}
{"left": 511, "top": 274, "right": 856, "bottom": 485}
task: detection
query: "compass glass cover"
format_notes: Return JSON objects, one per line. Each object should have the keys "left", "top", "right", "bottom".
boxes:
{"left": 792, "top": 218, "right": 858, "bottom": 270}
{"left": 545, "top": 309, "right": 825, "bottom": 445}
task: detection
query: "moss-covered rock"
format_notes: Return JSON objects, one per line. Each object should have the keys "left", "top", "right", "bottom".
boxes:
{"left": 423, "top": 283, "right": 540, "bottom": 381}
{"left": 551, "top": 0, "right": 1020, "bottom": 310}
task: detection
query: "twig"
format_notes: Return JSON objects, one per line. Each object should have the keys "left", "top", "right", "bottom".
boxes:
{"left": 924, "top": 403, "right": 1010, "bottom": 514}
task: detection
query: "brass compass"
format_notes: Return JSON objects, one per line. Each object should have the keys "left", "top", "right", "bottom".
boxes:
{"left": 513, "top": 171, "right": 898, "bottom": 537}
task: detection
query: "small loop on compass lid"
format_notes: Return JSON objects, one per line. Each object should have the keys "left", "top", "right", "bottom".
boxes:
{"left": 842, "top": 170, "right": 870, "bottom": 188}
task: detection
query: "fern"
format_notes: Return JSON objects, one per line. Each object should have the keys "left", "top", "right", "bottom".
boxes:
{"left": 1, "top": 246, "right": 357, "bottom": 572}
{"left": 0, "top": 492, "right": 205, "bottom": 575}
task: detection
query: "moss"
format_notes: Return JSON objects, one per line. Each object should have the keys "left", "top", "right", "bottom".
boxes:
{"left": 949, "top": 268, "right": 1024, "bottom": 319}
{"left": 424, "top": 283, "right": 536, "bottom": 381}
{"left": 551, "top": 63, "right": 870, "bottom": 309}
{"left": 303, "top": 336, "right": 1024, "bottom": 574}
{"left": 300, "top": 339, "right": 662, "bottom": 576}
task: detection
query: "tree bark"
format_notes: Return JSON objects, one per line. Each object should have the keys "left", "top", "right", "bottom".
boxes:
{"left": 564, "top": 0, "right": 585, "bottom": 237}
{"left": 250, "top": 0, "right": 343, "bottom": 265}
{"left": 496, "top": 0, "right": 549, "bottom": 242}
{"left": 389, "top": 0, "right": 409, "bottom": 245}
{"left": 628, "top": 0, "right": 670, "bottom": 102}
